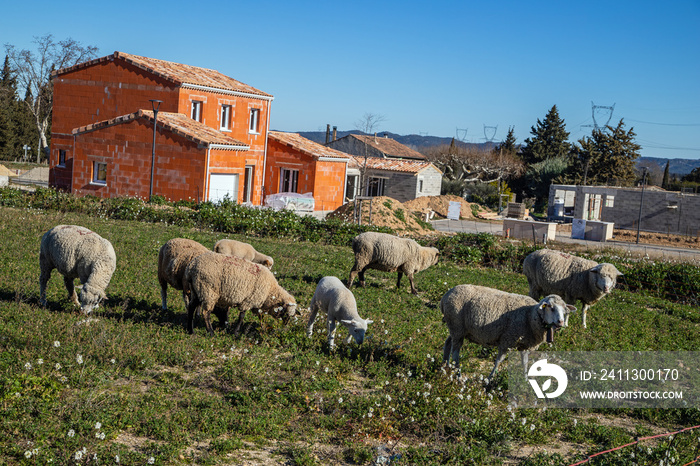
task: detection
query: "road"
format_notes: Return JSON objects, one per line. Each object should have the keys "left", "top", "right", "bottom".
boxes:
{"left": 431, "top": 218, "right": 700, "bottom": 263}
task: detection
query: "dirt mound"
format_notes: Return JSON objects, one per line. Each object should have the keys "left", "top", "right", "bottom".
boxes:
{"left": 327, "top": 196, "right": 434, "bottom": 235}
{"left": 403, "top": 195, "right": 475, "bottom": 220}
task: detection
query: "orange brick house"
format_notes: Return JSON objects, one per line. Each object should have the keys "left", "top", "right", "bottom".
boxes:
{"left": 266, "top": 132, "right": 350, "bottom": 211}
{"left": 50, "top": 51, "right": 273, "bottom": 203}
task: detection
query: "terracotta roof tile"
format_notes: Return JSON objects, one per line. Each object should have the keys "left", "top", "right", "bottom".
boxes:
{"left": 350, "top": 134, "right": 426, "bottom": 160}
{"left": 348, "top": 155, "right": 441, "bottom": 174}
{"left": 269, "top": 131, "right": 350, "bottom": 160}
{"left": 53, "top": 51, "right": 272, "bottom": 99}
{"left": 72, "top": 110, "right": 249, "bottom": 149}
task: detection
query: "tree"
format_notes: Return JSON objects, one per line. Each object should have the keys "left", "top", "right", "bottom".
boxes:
{"left": 4, "top": 34, "right": 98, "bottom": 162}
{"left": 519, "top": 105, "right": 571, "bottom": 165}
{"left": 662, "top": 160, "right": 670, "bottom": 190}
{"left": 568, "top": 119, "right": 641, "bottom": 187}
{"left": 353, "top": 112, "right": 386, "bottom": 199}
{"left": 495, "top": 126, "right": 518, "bottom": 157}
{"left": 0, "top": 55, "right": 19, "bottom": 160}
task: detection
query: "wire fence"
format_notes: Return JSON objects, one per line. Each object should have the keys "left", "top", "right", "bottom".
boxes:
{"left": 568, "top": 424, "right": 700, "bottom": 466}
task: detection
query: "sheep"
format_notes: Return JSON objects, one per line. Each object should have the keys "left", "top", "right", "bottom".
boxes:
{"left": 39, "top": 225, "right": 116, "bottom": 314}
{"left": 348, "top": 231, "right": 440, "bottom": 294}
{"left": 183, "top": 252, "right": 297, "bottom": 336}
{"left": 213, "top": 239, "right": 274, "bottom": 269}
{"left": 306, "top": 276, "right": 373, "bottom": 348}
{"left": 440, "top": 284, "right": 575, "bottom": 382}
{"left": 522, "top": 249, "right": 622, "bottom": 329}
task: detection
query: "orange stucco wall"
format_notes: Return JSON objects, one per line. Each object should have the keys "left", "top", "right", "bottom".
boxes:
{"left": 265, "top": 138, "right": 347, "bottom": 211}
{"left": 72, "top": 118, "right": 208, "bottom": 201}
{"left": 50, "top": 56, "right": 271, "bottom": 202}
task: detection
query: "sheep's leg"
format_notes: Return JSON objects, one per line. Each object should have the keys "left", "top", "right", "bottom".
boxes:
{"left": 358, "top": 268, "right": 367, "bottom": 288}
{"left": 348, "top": 269, "right": 358, "bottom": 288}
{"left": 442, "top": 336, "right": 453, "bottom": 364}
{"left": 213, "top": 306, "right": 229, "bottom": 329}
{"left": 232, "top": 309, "right": 246, "bottom": 335}
{"left": 306, "top": 301, "right": 319, "bottom": 338}
{"left": 186, "top": 295, "right": 200, "bottom": 334}
{"left": 159, "top": 277, "right": 168, "bottom": 310}
{"left": 582, "top": 304, "right": 589, "bottom": 329}
{"left": 39, "top": 263, "right": 53, "bottom": 307}
{"left": 327, "top": 319, "right": 337, "bottom": 348}
{"left": 488, "top": 349, "right": 508, "bottom": 383}
{"left": 450, "top": 336, "right": 464, "bottom": 367}
{"left": 64, "top": 276, "right": 79, "bottom": 306}
{"left": 407, "top": 273, "right": 418, "bottom": 295}
{"left": 202, "top": 306, "right": 215, "bottom": 336}
{"left": 396, "top": 271, "right": 403, "bottom": 289}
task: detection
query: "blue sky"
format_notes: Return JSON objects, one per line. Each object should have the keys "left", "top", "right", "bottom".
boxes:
{"left": 3, "top": 0, "right": 699, "bottom": 159}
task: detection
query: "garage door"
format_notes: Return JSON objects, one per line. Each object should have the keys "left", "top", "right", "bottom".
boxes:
{"left": 209, "top": 174, "right": 239, "bottom": 203}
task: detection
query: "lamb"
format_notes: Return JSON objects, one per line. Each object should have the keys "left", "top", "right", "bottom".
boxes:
{"left": 440, "top": 284, "right": 575, "bottom": 382}
{"left": 213, "top": 239, "right": 274, "bottom": 269}
{"left": 306, "top": 276, "right": 373, "bottom": 348}
{"left": 39, "top": 225, "right": 117, "bottom": 314}
{"left": 348, "top": 231, "right": 440, "bottom": 294}
{"left": 183, "top": 252, "right": 297, "bottom": 336}
{"left": 522, "top": 249, "right": 622, "bottom": 329}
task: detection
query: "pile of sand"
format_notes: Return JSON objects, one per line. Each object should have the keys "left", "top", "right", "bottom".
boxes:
{"left": 327, "top": 196, "right": 435, "bottom": 235}
{"left": 403, "top": 195, "right": 475, "bottom": 220}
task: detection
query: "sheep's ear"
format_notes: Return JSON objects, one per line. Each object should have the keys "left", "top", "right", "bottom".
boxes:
{"left": 365, "top": 319, "right": 373, "bottom": 325}
{"left": 566, "top": 304, "right": 577, "bottom": 312}
{"left": 341, "top": 319, "right": 354, "bottom": 325}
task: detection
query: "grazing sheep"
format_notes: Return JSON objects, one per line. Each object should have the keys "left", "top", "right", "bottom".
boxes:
{"left": 183, "top": 252, "right": 297, "bottom": 336}
{"left": 440, "top": 284, "right": 575, "bottom": 382}
{"left": 39, "top": 225, "right": 117, "bottom": 314}
{"left": 306, "top": 276, "right": 373, "bottom": 348}
{"left": 522, "top": 249, "right": 622, "bottom": 328}
{"left": 213, "top": 239, "right": 274, "bottom": 269}
{"left": 158, "top": 238, "right": 210, "bottom": 310}
{"left": 348, "top": 231, "right": 440, "bottom": 294}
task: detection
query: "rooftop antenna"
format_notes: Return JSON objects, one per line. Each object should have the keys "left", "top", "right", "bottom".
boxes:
{"left": 583, "top": 101, "right": 616, "bottom": 132}
{"left": 483, "top": 124, "right": 498, "bottom": 142}
{"left": 456, "top": 127, "right": 468, "bottom": 142}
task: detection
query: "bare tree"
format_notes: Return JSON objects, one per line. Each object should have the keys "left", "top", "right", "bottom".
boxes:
{"left": 353, "top": 112, "right": 386, "bottom": 198}
{"left": 422, "top": 143, "right": 524, "bottom": 185}
{"left": 5, "top": 34, "right": 98, "bottom": 162}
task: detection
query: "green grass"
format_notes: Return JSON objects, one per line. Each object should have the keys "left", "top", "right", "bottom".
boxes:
{"left": 1, "top": 206, "right": 699, "bottom": 465}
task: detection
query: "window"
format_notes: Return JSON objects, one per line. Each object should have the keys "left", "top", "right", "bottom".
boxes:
{"left": 249, "top": 108, "right": 260, "bottom": 133}
{"left": 191, "top": 101, "right": 203, "bottom": 122}
{"left": 58, "top": 149, "right": 66, "bottom": 167}
{"left": 418, "top": 178, "right": 424, "bottom": 193}
{"left": 345, "top": 174, "right": 359, "bottom": 200}
{"left": 366, "top": 177, "right": 386, "bottom": 197}
{"left": 279, "top": 168, "right": 298, "bottom": 193}
{"left": 243, "top": 165, "right": 254, "bottom": 203}
{"left": 605, "top": 195, "right": 615, "bottom": 207}
{"left": 220, "top": 105, "right": 231, "bottom": 131}
{"left": 92, "top": 162, "right": 107, "bottom": 185}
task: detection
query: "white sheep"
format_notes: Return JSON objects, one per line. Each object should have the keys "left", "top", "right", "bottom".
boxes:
{"left": 213, "top": 239, "right": 274, "bottom": 269}
{"left": 440, "top": 284, "right": 575, "bottom": 382}
{"left": 348, "top": 231, "right": 440, "bottom": 294}
{"left": 522, "top": 249, "right": 622, "bottom": 328}
{"left": 183, "top": 252, "right": 297, "bottom": 336}
{"left": 306, "top": 276, "right": 373, "bottom": 348}
{"left": 39, "top": 225, "right": 116, "bottom": 314}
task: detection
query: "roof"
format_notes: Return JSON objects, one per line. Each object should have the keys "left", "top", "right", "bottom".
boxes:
{"left": 349, "top": 155, "right": 442, "bottom": 175}
{"left": 53, "top": 51, "right": 273, "bottom": 100}
{"left": 343, "top": 134, "right": 426, "bottom": 160}
{"left": 72, "top": 110, "right": 249, "bottom": 150}
{"left": 268, "top": 131, "right": 350, "bottom": 161}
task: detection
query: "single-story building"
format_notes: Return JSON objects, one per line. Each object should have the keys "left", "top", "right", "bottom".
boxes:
{"left": 346, "top": 156, "right": 442, "bottom": 203}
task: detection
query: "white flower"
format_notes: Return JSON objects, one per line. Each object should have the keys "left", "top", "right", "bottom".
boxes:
{"left": 97, "top": 432, "right": 105, "bottom": 440}
{"left": 75, "top": 450, "right": 83, "bottom": 461}
{"left": 76, "top": 354, "right": 83, "bottom": 364}
{"left": 148, "top": 456, "right": 155, "bottom": 464}
{"left": 338, "top": 397, "right": 343, "bottom": 403}
{"left": 24, "top": 451, "right": 32, "bottom": 459}
{"left": 55, "top": 363, "right": 62, "bottom": 370}
{"left": 95, "top": 422, "right": 102, "bottom": 429}
{"left": 53, "top": 341, "right": 60, "bottom": 347}
{"left": 316, "top": 361, "right": 320, "bottom": 366}
{"left": 521, "top": 418, "right": 527, "bottom": 425}
{"left": 324, "top": 367, "right": 329, "bottom": 373}
{"left": 68, "top": 429, "right": 75, "bottom": 438}
{"left": 37, "top": 359, "right": 44, "bottom": 365}
{"left": 24, "top": 362, "right": 32, "bottom": 370}
{"left": 530, "top": 424, "right": 535, "bottom": 431}
{"left": 367, "top": 412, "right": 373, "bottom": 418}
{"left": 111, "top": 358, "right": 115, "bottom": 364}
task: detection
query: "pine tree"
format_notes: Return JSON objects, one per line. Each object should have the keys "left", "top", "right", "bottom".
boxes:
{"left": 570, "top": 120, "right": 641, "bottom": 186}
{"left": 662, "top": 160, "right": 670, "bottom": 189}
{"left": 0, "top": 55, "right": 19, "bottom": 160}
{"left": 495, "top": 126, "right": 518, "bottom": 156}
{"left": 520, "top": 105, "right": 571, "bottom": 164}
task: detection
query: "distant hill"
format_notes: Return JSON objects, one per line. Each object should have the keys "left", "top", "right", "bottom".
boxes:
{"left": 288, "top": 129, "right": 700, "bottom": 175}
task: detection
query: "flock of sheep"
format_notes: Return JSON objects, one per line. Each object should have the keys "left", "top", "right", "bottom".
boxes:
{"left": 38, "top": 224, "right": 622, "bottom": 381}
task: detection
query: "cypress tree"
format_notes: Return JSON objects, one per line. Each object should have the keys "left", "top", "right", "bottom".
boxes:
{"left": 662, "top": 160, "right": 670, "bottom": 190}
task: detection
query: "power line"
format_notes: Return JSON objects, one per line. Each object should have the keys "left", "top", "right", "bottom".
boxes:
{"left": 483, "top": 124, "right": 498, "bottom": 142}
{"left": 626, "top": 118, "right": 700, "bottom": 127}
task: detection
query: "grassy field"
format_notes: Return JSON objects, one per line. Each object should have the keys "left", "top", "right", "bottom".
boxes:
{"left": 1, "top": 206, "right": 699, "bottom": 465}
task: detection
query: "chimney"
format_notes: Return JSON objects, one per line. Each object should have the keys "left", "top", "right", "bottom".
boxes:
{"left": 325, "top": 124, "right": 330, "bottom": 144}
{"left": 332, "top": 126, "right": 337, "bottom": 141}
{"left": 374, "top": 132, "right": 378, "bottom": 144}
